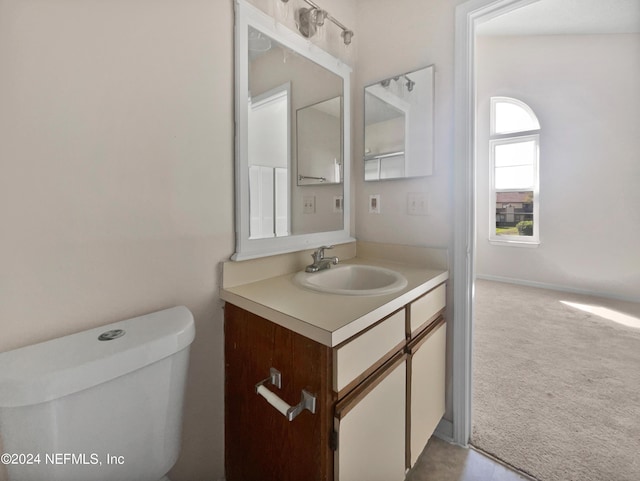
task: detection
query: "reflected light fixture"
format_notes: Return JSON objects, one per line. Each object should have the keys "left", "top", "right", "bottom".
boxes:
{"left": 248, "top": 29, "right": 272, "bottom": 53}
{"left": 380, "top": 74, "right": 416, "bottom": 93}
{"left": 405, "top": 76, "right": 415, "bottom": 92}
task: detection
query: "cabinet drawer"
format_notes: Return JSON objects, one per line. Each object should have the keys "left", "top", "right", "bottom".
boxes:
{"left": 334, "top": 310, "right": 405, "bottom": 394}
{"left": 409, "top": 283, "right": 446, "bottom": 335}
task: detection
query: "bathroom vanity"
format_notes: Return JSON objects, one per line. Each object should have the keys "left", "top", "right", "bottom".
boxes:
{"left": 221, "top": 247, "right": 447, "bottom": 481}
{"left": 228, "top": 2, "right": 446, "bottom": 478}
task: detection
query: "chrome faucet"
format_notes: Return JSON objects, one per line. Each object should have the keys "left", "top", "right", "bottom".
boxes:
{"left": 305, "top": 245, "right": 339, "bottom": 273}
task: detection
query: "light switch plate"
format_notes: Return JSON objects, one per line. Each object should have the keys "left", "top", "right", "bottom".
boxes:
{"left": 303, "top": 195, "right": 316, "bottom": 214}
{"left": 407, "top": 192, "right": 428, "bottom": 216}
{"left": 369, "top": 194, "right": 381, "bottom": 214}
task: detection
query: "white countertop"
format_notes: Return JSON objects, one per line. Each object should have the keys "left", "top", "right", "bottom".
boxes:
{"left": 220, "top": 257, "right": 448, "bottom": 347}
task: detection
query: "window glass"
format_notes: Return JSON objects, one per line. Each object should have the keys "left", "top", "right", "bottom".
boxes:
{"left": 489, "top": 97, "right": 540, "bottom": 244}
{"left": 493, "top": 98, "right": 540, "bottom": 134}
{"left": 495, "top": 165, "right": 534, "bottom": 189}
{"left": 495, "top": 191, "right": 534, "bottom": 237}
{"left": 494, "top": 140, "right": 536, "bottom": 167}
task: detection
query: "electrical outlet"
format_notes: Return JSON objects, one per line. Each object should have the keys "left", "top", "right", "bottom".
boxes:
{"left": 333, "top": 196, "right": 343, "bottom": 213}
{"left": 369, "top": 194, "right": 381, "bottom": 214}
{"left": 303, "top": 195, "right": 316, "bottom": 214}
{"left": 407, "top": 192, "right": 428, "bottom": 216}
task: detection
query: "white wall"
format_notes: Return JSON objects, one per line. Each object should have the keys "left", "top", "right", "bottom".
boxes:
{"left": 354, "top": 0, "right": 467, "bottom": 423}
{"left": 354, "top": 0, "right": 462, "bottom": 249}
{"left": 476, "top": 34, "right": 640, "bottom": 302}
{"left": 0, "top": 1, "right": 232, "bottom": 479}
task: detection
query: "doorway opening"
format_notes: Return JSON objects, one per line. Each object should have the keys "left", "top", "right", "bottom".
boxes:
{"left": 457, "top": 1, "right": 640, "bottom": 480}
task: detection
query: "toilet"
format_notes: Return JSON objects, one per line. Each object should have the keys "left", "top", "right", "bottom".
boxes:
{"left": 0, "top": 306, "right": 195, "bottom": 481}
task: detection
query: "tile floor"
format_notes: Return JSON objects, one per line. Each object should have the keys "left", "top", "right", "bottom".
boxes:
{"left": 406, "top": 437, "right": 535, "bottom": 481}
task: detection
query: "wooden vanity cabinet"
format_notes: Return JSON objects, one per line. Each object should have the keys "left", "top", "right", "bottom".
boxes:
{"left": 224, "top": 282, "right": 446, "bottom": 481}
{"left": 224, "top": 303, "right": 335, "bottom": 481}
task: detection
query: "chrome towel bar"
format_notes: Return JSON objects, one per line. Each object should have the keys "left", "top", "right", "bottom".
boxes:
{"left": 298, "top": 174, "right": 326, "bottom": 182}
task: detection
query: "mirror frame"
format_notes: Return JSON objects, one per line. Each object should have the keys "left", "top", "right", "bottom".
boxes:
{"left": 233, "top": 0, "right": 353, "bottom": 261}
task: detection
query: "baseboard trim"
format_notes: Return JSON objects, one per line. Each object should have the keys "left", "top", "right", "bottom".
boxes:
{"left": 434, "top": 418, "right": 458, "bottom": 445}
{"left": 476, "top": 274, "right": 640, "bottom": 304}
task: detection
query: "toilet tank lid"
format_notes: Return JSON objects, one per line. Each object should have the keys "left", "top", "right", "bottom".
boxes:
{"left": 0, "top": 306, "right": 195, "bottom": 407}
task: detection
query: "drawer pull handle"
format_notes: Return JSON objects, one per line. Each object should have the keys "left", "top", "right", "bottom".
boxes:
{"left": 255, "top": 368, "right": 317, "bottom": 421}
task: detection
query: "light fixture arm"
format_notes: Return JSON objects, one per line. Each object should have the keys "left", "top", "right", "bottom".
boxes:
{"left": 282, "top": 0, "right": 354, "bottom": 45}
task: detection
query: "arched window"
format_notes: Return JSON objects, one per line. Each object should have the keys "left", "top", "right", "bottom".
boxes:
{"left": 489, "top": 97, "right": 540, "bottom": 245}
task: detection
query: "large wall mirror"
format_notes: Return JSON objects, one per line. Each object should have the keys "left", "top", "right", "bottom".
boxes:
{"left": 233, "top": 0, "right": 353, "bottom": 260}
{"left": 364, "top": 65, "right": 434, "bottom": 181}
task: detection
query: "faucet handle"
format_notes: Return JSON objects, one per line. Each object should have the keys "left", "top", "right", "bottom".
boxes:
{"left": 312, "top": 245, "right": 334, "bottom": 261}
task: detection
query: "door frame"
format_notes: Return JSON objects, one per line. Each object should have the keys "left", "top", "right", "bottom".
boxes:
{"left": 451, "top": 0, "right": 540, "bottom": 446}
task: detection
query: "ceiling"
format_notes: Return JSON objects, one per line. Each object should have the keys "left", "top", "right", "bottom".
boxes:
{"left": 476, "top": 0, "right": 640, "bottom": 36}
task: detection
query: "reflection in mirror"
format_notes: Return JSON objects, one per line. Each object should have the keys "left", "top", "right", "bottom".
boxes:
{"left": 248, "top": 82, "right": 290, "bottom": 239}
{"left": 364, "top": 65, "right": 434, "bottom": 181}
{"left": 233, "top": 0, "right": 353, "bottom": 260}
{"left": 297, "top": 96, "right": 343, "bottom": 186}
{"left": 248, "top": 25, "right": 343, "bottom": 237}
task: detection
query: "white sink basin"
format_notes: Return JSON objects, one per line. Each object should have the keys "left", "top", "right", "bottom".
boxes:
{"left": 294, "top": 264, "right": 408, "bottom": 296}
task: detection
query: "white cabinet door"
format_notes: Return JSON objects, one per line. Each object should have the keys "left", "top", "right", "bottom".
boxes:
{"left": 409, "top": 320, "right": 446, "bottom": 467}
{"left": 334, "top": 354, "right": 406, "bottom": 481}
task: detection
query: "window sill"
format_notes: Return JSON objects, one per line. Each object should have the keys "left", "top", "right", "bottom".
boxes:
{"left": 488, "top": 238, "right": 540, "bottom": 248}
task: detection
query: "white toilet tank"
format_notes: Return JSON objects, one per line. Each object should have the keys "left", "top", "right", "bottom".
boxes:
{"left": 0, "top": 306, "right": 195, "bottom": 481}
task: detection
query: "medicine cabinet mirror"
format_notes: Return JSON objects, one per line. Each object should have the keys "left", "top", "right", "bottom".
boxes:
{"left": 364, "top": 65, "right": 434, "bottom": 181}
{"left": 233, "top": 0, "right": 353, "bottom": 260}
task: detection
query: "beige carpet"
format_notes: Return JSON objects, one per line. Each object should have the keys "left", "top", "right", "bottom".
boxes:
{"left": 471, "top": 279, "right": 640, "bottom": 481}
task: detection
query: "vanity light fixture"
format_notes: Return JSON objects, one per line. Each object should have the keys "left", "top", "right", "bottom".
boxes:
{"left": 280, "top": 0, "right": 354, "bottom": 45}
{"left": 405, "top": 76, "right": 415, "bottom": 92}
{"left": 341, "top": 29, "right": 354, "bottom": 45}
{"left": 380, "top": 74, "right": 416, "bottom": 93}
